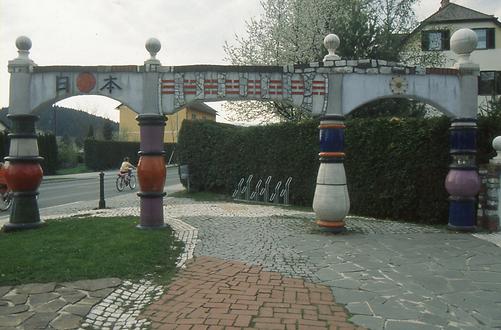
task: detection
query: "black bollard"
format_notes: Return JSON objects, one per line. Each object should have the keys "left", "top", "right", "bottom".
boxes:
{"left": 99, "top": 172, "right": 106, "bottom": 209}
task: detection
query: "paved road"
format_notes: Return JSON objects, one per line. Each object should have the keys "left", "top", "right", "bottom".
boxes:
{"left": 0, "top": 165, "right": 181, "bottom": 220}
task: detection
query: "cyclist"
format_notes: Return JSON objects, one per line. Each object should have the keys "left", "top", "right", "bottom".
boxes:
{"left": 0, "top": 162, "right": 7, "bottom": 192}
{"left": 0, "top": 161, "right": 12, "bottom": 210}
{"left": 119, "top": 157, "right": 136, "bottom": 183}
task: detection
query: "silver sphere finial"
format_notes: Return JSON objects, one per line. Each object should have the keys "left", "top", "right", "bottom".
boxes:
{"left": 323, "top": 34, "right": 340, "bottom": 62}
{"left": 16, "top": 36, "right": 32, "bottom": 51}
{"left": 145, "top": 37, "right": 161, "bottom": 59}
{"left": 492, "top": 136, "right": 501, "bottom": 164}
{"left": 450, "top": 28, "right": 477, "bottom": 65}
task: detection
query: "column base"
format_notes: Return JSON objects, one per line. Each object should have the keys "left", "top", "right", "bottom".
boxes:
{"left": 316, "top": 219, "right": 346, "bottom": 233}
{"left": 447, "top": 224, "right": 476, "bottom": 232}
{"left": 137, "top": 192, "right": 167, "bottom": 229}
{"left": 3, "top": 191, "right": 42, "bottom": 232}
{"left": 3, "top": 221, "right": 44, "bottom": 232}
{"left": 448, "top": 197, "right": 476, "bottom": 232}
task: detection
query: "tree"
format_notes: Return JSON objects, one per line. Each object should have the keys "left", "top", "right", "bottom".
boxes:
{"left": 479, "top": 96, "right": 501, "bottom": 119}
{"left": 223, "top": 0, "right": 422, "bottom": 122}
{"left": 103, "top": 121, "right": 113, "bottom": 141}
{"left": 87, "top": 125, "right": 95, "bottom": 140}
{"left": 58, "top": 134, "right": 77, "bottom": 168}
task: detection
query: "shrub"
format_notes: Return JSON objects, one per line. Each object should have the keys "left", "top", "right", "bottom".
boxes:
{"left": 0, "top": 132, "right": 58, "bottom": 175}
{"left": 84, "top": 140, "right": 176, "bottom": 171}
{"left": 177, "top": 117, "right": 501, "bottom": 225}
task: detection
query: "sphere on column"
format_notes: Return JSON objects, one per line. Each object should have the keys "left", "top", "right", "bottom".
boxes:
{"left": 450, "top": 28, "right": 477, "bottom": 55}
{"left": 145, "top": 38, "right": 161, "bottom": 58}
{"left": 15, "top": 36, "right": 32, "bottom": 51}
{"left": 5, "top": 163, "right": 43, "bottom": 191}
{"left": 445, "top": 169, "right": 480, "bottom": 197}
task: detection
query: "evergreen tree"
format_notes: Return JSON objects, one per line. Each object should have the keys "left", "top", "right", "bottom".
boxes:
{"left": 87, "top": 125, "right": 95, "bottom": 140}
{"left": 103, "top": 121, "right": 113, "bottom": 141}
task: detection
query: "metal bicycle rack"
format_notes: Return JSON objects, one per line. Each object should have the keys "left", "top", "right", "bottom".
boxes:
{"left": 233, "top": 175, "right": 292, "bottom": 205}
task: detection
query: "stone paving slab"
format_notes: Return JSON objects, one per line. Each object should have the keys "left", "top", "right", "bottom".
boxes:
{"left": 140, "top": 256, "right": 365, "bottom": 330}
{"left": 0, "top": 279, "right": 121, "bottom": 330}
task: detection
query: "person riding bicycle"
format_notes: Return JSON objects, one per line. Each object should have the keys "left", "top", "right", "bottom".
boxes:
{"left": 119, "top": 157, "right": 136, "bottom": 182}
{"left": 0, "top": 162, "right": 7, "bottom": 193}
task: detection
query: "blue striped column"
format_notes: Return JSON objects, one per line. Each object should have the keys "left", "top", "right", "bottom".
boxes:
{"left": 445, "top": 119, "right": 480, "bottom": 231}
{"left": 312, "top": 115, "right": 350, "bottom": 232}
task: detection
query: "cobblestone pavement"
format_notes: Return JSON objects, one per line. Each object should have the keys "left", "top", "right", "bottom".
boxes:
{"left": 2, "top": 190, "right": 501, "bottom": 329}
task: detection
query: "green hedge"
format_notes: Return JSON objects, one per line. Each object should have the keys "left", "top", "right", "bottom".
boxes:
{"left": 84, "top": 140, "right": 176, "bottom": 171}
{"left": 38, "top": 133, "right": 58, "bottom": 175}
{"left": 344, "top": 117, "right": 450, "bottom": 223}
{"left": 177, "top": 120, "right": 319, "bottom": 205}
{"left": 177, "top": 117, "right": 501, "bottom": 225}
{"left": 0, "top": 132, "right": 58, "bottom": 175}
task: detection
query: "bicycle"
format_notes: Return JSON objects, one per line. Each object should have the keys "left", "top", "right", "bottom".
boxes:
{"left": 116, "top": 171, "right": 137, "bottom": 192}
{"left": 0, "top": 184, "right": 13, "bottom": 211}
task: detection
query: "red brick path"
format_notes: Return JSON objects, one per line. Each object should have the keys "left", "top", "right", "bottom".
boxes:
{"left": 141, "top": 256, "right": 364, "bottom": 330}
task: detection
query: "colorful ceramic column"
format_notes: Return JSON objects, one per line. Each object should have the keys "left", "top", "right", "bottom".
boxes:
{"left": 445, "top": 29, "right": 481, "bottom": 231}
{"left": 136, "top": 114, "right": 167, "bottom": 229}
{"left": 445, "top": 119, "right": 480, "bottom": 231}
{"left": 3, "top": 36, "right": 43, "bottom": 231}
{"left": 312, "top": 115, "right": 350, "bottom": 232}
{"left": 3, "top": 114, "right": 43, "bottom": 231}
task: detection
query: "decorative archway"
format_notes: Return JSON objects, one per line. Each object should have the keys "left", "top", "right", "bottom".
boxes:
{"left": 4, "top": 29, "right": 480, "bottom": 232}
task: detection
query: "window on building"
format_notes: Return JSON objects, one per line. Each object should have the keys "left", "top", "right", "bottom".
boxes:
{"left": 478, "top": 71, "right": 501, "bottom": 96}
{"left": 473, "top": 28, "right": 495, "bottom": 49}
{"left": 192, "top": 113, "right": 196, "bottom": 120}
{"left": 421, "top": 30, "right": 450, "bottom": 51}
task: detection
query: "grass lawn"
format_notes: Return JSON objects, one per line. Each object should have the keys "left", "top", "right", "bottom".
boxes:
{"left": 0, "top": 216, "right": 183, "bottom": 286}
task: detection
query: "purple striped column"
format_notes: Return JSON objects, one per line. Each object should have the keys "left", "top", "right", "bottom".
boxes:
{"left": 136, "top": 114, "right": 167, "bottom": 229}
{"left": 445, "top": 119, "right": 480, "bottom": 231}
{"left": 313, "top": 115, "right": 350, "bottom": 232}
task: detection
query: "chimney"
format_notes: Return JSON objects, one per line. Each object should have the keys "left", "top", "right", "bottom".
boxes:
{"left": 441, "top": 0, "right": 450, "bottom": 9}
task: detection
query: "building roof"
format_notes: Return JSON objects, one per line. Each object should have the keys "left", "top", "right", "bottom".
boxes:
{"left": 424, "top": 2, "right": 499, "bottom": 24}
{"left": 401, "top": 2, "right": 501, "bottom": 46}
{"left": 186, "top": 102, "right": 217, "bottom": 115}
{"left": 115, "top": 102, "right": 217, "bottom": 115}
{"left": 0, "top": 119, "right": 9, "bottom": 131}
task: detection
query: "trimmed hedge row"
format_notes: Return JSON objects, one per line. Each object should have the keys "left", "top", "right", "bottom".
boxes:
{"left": 177, "top": 117, "right": 501, "bottom": 225}
{"left": 177, "top": 120, "right": 319, "bottom": 205}
{"left": 38, "top": 133, "right": 59, "bottom": 175}
{"left": 84, "top": 140, "right": 176, "bottom": 171}
{"left": 0, "top": 132, "right": 58, "bottom": 175}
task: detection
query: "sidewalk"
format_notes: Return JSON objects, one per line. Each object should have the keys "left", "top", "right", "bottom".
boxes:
{"left": 1, "top": 194, "right": 501, "bottom": 329}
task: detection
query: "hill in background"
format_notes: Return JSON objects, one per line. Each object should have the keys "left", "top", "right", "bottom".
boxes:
{"left": 0, "top": 105, "right": 118, "bottom": 140}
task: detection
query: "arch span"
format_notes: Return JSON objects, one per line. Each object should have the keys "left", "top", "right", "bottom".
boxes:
{"left": 340, "top": 72, "right": 460, "bottom": 117}
{"left": 29, "top": 66, "right": 143, "bottom": 116}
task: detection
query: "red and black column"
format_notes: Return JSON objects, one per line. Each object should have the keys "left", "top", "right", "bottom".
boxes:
{"left": 445, "top": 119, "right": 480, "bottom": 231}
{"left": 3, "top": 114, "right": 43, "bottom": 231}
{"left": 136, "top": 114, "right": 167, "bottom": 229}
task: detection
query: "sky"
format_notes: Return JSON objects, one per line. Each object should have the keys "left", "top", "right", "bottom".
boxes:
{"left": 1, "top": 0, "right": 500, "bottom": 122}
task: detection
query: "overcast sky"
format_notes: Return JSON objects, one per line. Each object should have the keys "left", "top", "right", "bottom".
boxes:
{"left": 1, "top": 0, "right": 500, "bottom": 122}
